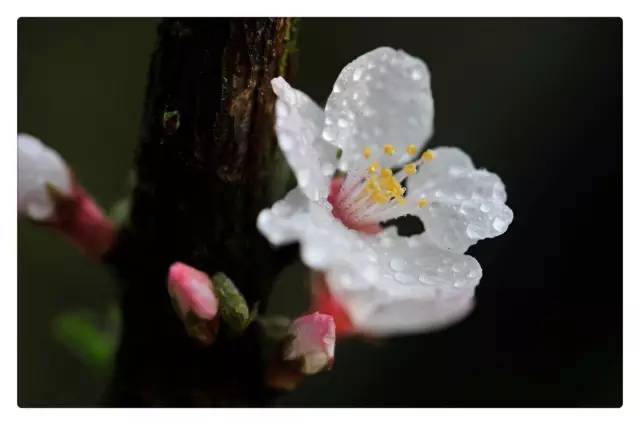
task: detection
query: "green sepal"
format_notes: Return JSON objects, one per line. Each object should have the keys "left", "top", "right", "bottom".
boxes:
{"left": 212, "top": 272, "right": 253, "bottom": 336}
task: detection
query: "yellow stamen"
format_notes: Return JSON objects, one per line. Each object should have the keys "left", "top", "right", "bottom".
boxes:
{"left": 418, "top": 198, "right": 429, "bottom": 208}
{"left": 403, "top": 164, "right": 417, "bottom": 175}
{"left": 383, "top": 144, "right": 396, "bottom": 156}
{"left": 406, "top": 144, "right": 417, "bottom": 156}
{"left": 363, "top": 147, "right": 372, "bottom": 159}
{"left": 381, "top": 168, "right": 393, "bottom": 178}
{"left": 368, "top": 162, "right": 380, "bottom": 174}
{"left": 421, "top": 150, "right": 435, "bottom": 162}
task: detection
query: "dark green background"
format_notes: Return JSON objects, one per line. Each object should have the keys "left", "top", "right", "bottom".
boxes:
{"left": 18, "top": 18, "right": 622, "bottom": 406}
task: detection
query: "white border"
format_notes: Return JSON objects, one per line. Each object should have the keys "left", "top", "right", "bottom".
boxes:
{"left": 2, "top": 0, "right": 636, "bottom": 423}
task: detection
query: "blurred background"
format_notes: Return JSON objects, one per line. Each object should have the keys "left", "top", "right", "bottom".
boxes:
{"left": 18, "top": 18, "right": 621, "bottom": 406}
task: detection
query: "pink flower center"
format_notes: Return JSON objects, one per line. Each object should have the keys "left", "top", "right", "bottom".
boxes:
{"left": 327, "top": 176, "right": 383, "bottom": 234}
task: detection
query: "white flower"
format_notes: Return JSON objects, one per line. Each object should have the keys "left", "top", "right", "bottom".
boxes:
{"left": 258, "top": 47, "right": 513, "bottom": 336}
{"left": 18, "top": 133, "right": 72, "bottom": 221}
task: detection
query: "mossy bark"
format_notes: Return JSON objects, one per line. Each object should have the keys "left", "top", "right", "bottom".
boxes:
{"left": 104, "top": 18, "right": 298, "bottom": 406}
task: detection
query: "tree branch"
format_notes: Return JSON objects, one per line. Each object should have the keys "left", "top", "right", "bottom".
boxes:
{"left": 104, "top": 18, "right": 298, "bottom": 406}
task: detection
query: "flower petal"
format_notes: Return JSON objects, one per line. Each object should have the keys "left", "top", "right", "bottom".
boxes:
{"left": 18, "top": 133, "right": 72, "bottom": 221}
{"left": 322, "top": 47, "right": 434, "bottom": 171}
{"left": 407, "top": 147, "right": 514, "bottom": 253}
{"left": 272, "top": 77, "right": 337, "bottom": 201}
{"left": 325, "top": 229, "right": 481, "bottom": 336}
{"left": 257, "top": 187, "right": 312, "bottom": 246}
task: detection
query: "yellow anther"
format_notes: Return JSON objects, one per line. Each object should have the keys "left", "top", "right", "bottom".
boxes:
{"left": 363, "top": 147, "right": 372, "bottom": 159}
{"left": 406, "top": 144, "right": 418, "bottom": 156}
{"left": 403, "top": 164, "right": 417, "bottom": 175}
{"left": 381, "top": 168, "right": 393, "bottom": 178}
{"left": 421, "top": 150, "right": 435, "bottom": 162}
{"left": 418, "top": 198, "right": 429, "bottom": 208}
{"left": 383, "top": 144, "right": 396, "bottom": 156}
{"left": 368, "top": 162, "right": 380, "bottom": 174}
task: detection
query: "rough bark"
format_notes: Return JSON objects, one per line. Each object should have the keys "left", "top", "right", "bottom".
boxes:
{"left": 104, "top": 18, "right": 298, "bottom": 406}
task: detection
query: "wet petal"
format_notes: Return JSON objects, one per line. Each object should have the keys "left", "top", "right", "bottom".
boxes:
{"left": 272, "top": 77, "right": 337, "bottom": 201}
{"left": 325, "top": 229, "right": 481, "bottom": 336}
{"left": 407, "top": 147, "right": 513, "bottom": 253}
{"left": 322, "top": 47, "right": 434, "bottom": 171}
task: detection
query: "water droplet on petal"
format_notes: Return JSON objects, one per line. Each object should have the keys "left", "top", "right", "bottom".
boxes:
{"left": 322, "top": 127, "right": 337, "bottom": 142}
{"left": 418, "top": 273, "right": 433, "bottom": 284}
{"left": 467, "top": 269, "right": 481, "bottom": 279}
{"left": 390, "top": 257, "right": 407, "bottom": 272}
{"left": 353, "top": 68, "right": 363, "bottom": 81}
{"left": 492, "top": 217, "right": 508, "bottom": 232}
{"left": 453, "top": 280, "right": 466, "bottom": 288}
{"left": 394, "top": 272, "right": 412, "bottom": 284}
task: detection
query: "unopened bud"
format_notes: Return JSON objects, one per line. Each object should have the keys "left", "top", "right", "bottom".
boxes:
{"left": 266, "top": 312, "right": 336, "bottom": 391}
{"left": 167, "top": 262, "right": 219, "bottom": 345}
{"left": 284, "top": 312, "right": 336, "bottom": 374}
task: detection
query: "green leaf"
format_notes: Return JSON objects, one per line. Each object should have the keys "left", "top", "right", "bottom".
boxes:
{"left": 52, "top": 306, "right": 120, "bottom": 375}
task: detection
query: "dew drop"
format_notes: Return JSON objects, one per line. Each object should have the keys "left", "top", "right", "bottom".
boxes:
{"left": 353, "top": 68, "right": 363, "bottom": 81}
{"left": 322, "top": 127, "right": 337, "bottom": 142}
{"left": 390, "top": 257, "right": 407, "bottom": 272}
{"left": 394, "top": 272, "right": 412, "bottom": 284}
{"left": 466, "top": 226, "right": 482, "bottom": 240}
{"left": 492, "top": 217, "right": 508, "bottom": 232}
{"left": 337, "top": 118, "right": 349, "bottom": 128}
{"left": 467, "top": 269, "right": 481, "bottom": 279}
{"left": 418, "top": 273, "right": 433, "bottom": 284}
{"left": 411, "top": 69, "right": 423, "bottom": 81}
{"left": 480, "top": 203, "right": 490, "bottom": 213}
{"left": 453, "top": 280, "right": 466, "bottom": 288}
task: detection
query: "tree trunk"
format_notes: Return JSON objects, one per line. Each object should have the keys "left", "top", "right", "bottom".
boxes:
{"left": 104, "top": 18, "right": 298, "bottom": 406}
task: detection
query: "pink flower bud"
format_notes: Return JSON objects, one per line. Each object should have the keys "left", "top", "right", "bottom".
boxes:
{"left": 18, "top": 133, "right": 115, "bottom": 258}
{"left": 284, "top": 312, "right": 336, "bottom": 374}
{"left": 167, "top": 262, "right": 219, "bottom": 344}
